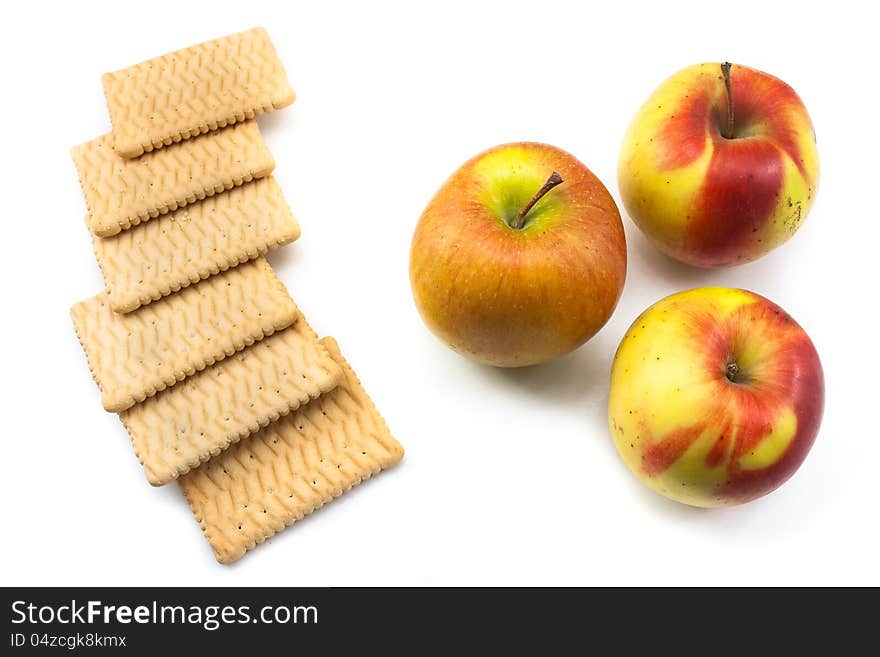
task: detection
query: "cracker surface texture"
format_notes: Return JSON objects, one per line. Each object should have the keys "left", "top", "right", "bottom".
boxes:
{"left": 72, "top": 121, "right": 275, "bottom": 237}
{"left": 180, "top": 337, "right": 404, "bottom": 564}
{"left": 121, "top": 317, "right": 341, "bottom": 486}
{"left": 95, "top": 176, "right": 300, "bottom": 313}
{"left": 103, "top": 27, "right": 295, "bottom": 158}
{"left": 71, "top": 259, "right": 297, "bottom": 413}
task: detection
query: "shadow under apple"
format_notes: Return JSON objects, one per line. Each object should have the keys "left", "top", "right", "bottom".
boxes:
{"left": 626, "top": 223, "right": 730, "bottom": 290}
{"left": 617, "top": 448, "right": 814, "bottom": 537}
{"left": 623, "top": 216, "right": 807, "bottom": 299}
{"left": 468, "top": 335, "right": 615, "bottom": 409}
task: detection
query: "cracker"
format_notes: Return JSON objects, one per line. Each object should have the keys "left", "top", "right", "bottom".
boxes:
{"left": 94, "top": 176, "right": 300, "bottom": 314}
{"left": 180, "top": 337, "right": 405, "bottom": 564}
{"left": 71, "top": 258, "right": 297, "bottom": 413}
{"left": 103, "top": 28, "right": 295, "bottom": 158}
{"left": 72, "top": 121, "right": 275, "bottom": 237}
{"left": 120, "top": 316, "right": 341, "bottom": 486}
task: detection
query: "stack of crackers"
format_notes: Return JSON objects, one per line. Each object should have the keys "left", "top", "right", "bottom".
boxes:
{"left": 69, "top": 28, "right": 404, "bottom": 564}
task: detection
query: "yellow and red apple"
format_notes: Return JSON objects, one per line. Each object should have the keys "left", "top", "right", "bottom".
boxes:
{"left": 608, "top": 287, "right": 823, "bottom": 507}
{"left": 619, "top": 62, "right": 819, "bottom": 267}
{"left": 410, "top": 142, "right": 626, "bottom": 367}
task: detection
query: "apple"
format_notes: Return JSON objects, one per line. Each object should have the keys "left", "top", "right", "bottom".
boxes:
{"left": 618, "top": 62, "right": 819, "bottom": 267}
{"left": 608, "top": 287, "right": 823, "bottom": 507}
{"left": 410, "top": 142, "right": 626, "bottom": 367}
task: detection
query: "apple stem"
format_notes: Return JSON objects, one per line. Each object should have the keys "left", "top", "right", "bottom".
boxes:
{"left": 726, "top": 361, "right": 741, "bottom": 383}
{"left": 510, "top": 172, "right": 564, "bottom": 230}
{"left": 721, "top": 61, "right": 735, "bottom": 139}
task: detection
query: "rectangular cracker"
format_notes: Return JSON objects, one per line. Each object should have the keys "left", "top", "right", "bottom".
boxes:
{"left": 94, "top": 176, "right": 300, "bottom": 314}
{"left": 180, "top": 337, "right": 405, "bottom": 564}
{"left": 120, "top": 315, "right": 341, "bottom": 486}
{"left": 103, "top": 28, "right": 295, "bottom": 158}
{"left": 71, "top": 258, "right": 297, "bottom": 413}
{"left": 72, "top": 120, "right": 275, "bottom": 237}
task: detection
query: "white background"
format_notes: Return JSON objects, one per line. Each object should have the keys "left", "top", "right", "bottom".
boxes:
{"left": 1, "top": 0, "right": 877, "bottom": 586}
